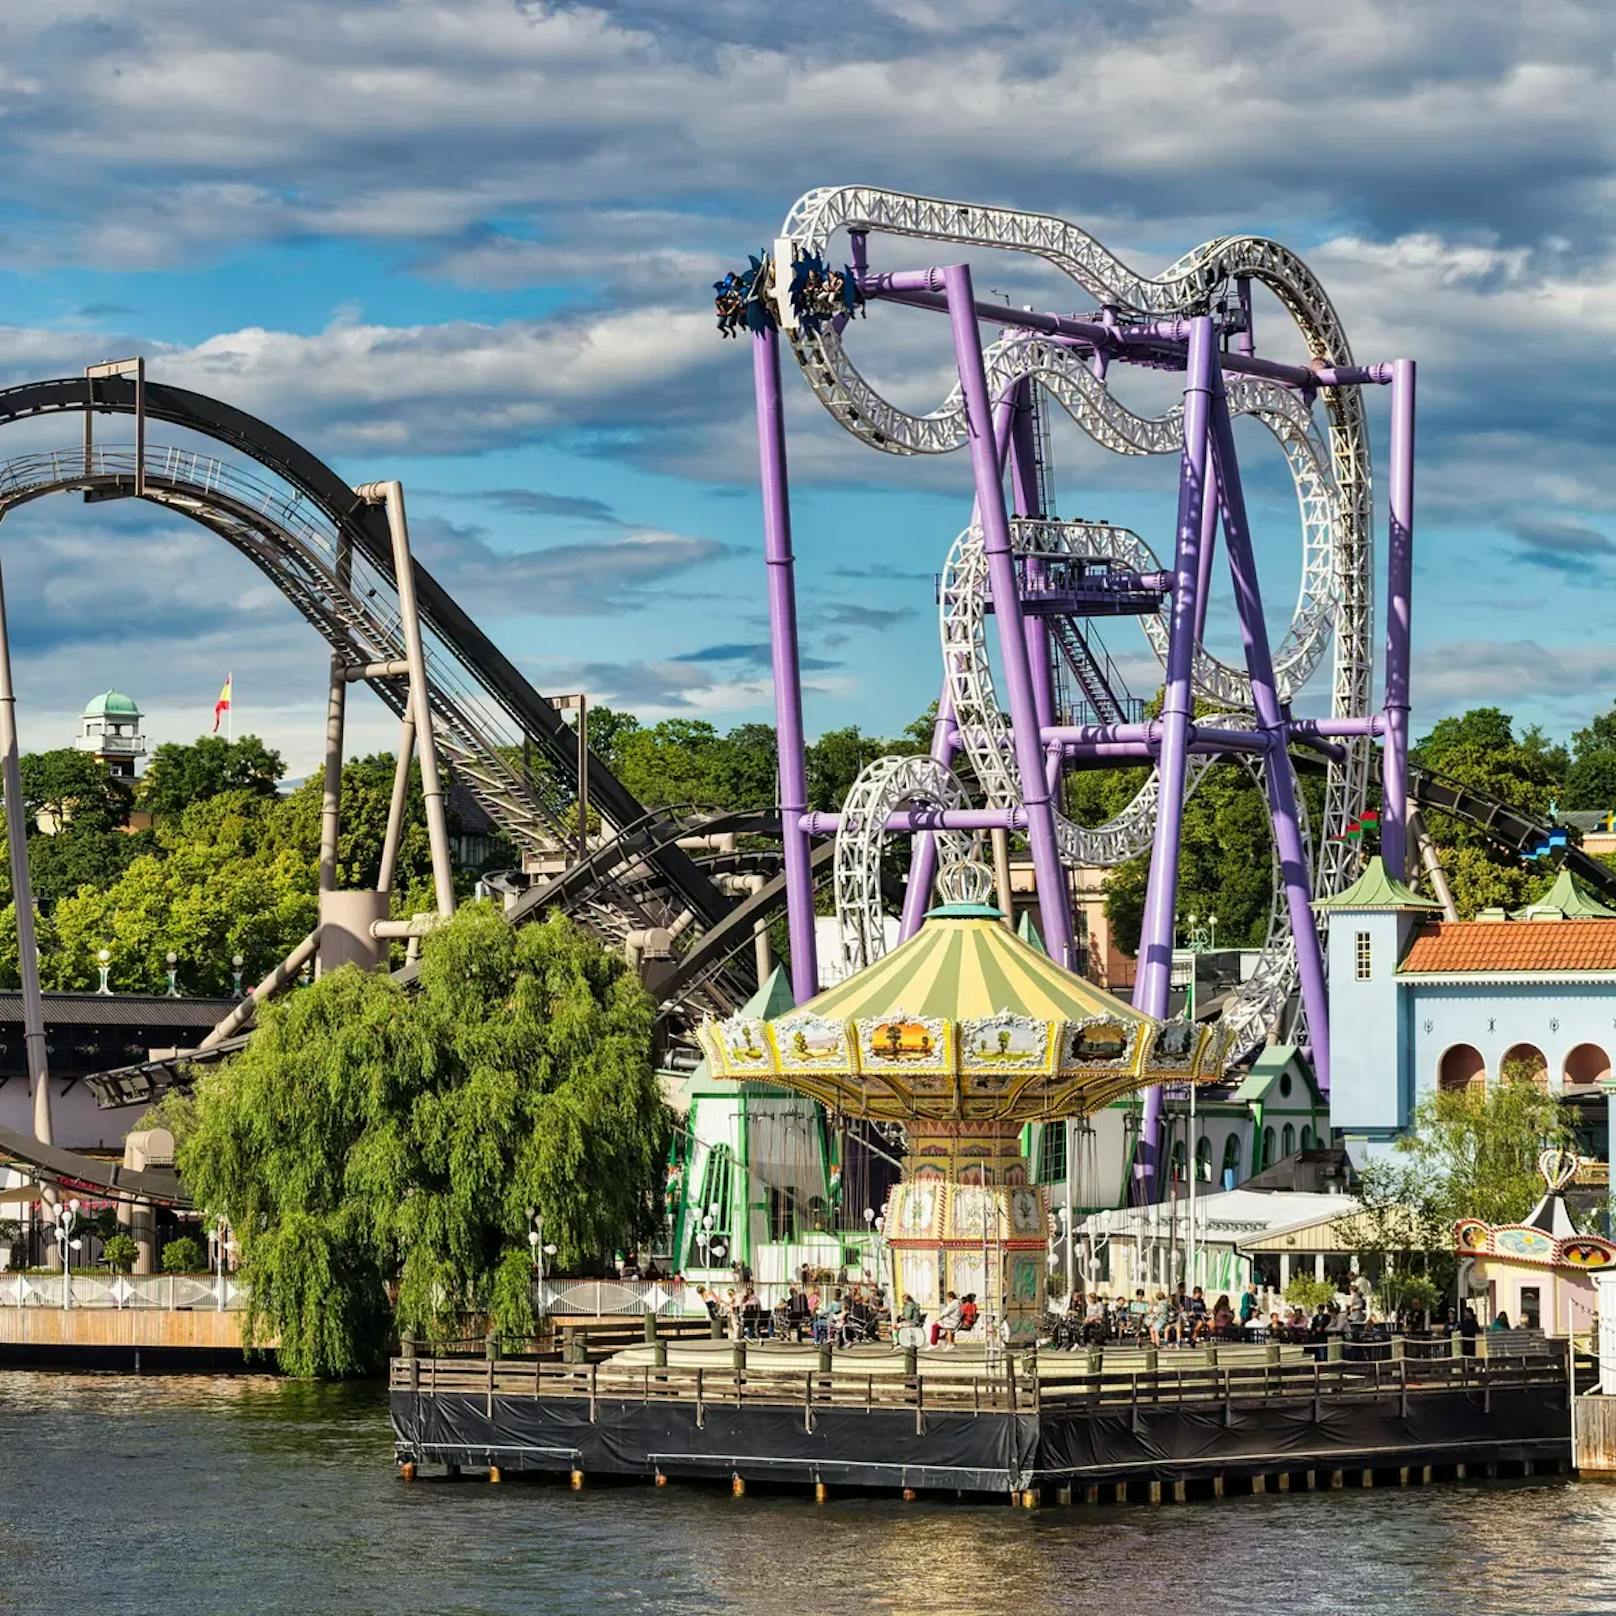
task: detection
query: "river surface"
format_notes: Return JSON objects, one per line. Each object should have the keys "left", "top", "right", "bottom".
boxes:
{"left": 0, "top": 1371, "right": 1612, "bottom": 1616}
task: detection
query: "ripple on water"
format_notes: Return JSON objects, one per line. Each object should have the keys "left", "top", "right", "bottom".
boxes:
{"left": 0, "top": 1372, "right": 1612, "bottom": 1616}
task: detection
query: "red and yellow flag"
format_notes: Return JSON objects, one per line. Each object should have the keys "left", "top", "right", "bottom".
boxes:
{"left": 212, "top": 674, "right": 233, "bottom": 734}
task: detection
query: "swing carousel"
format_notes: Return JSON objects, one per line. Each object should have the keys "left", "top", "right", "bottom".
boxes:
{"left": 699, "top": 860, "right": 1224, "bottom": 1341}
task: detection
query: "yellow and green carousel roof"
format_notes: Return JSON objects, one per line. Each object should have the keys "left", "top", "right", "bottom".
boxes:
{"left": 697, "top": 901, "right": 1224, "bottom": 1124}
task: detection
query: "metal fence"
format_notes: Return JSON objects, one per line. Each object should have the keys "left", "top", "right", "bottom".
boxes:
{"left": 0, "top": 1273, "right": 244, "bottom": 1310}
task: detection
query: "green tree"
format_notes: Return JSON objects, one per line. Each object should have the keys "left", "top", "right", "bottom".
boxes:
{"left": 102, "top": 1233, "right": 138, "bottom": 1273}
{"left": 17, "top": 748, "right": 132, "bottom": 833}
{"left": 161, "top": 1235, "right": 206, "bottom": 1273}
{"left": 1411, "top": 708, "right": 1567, "bottom": 917}
{"left": 1562, "top": 702, "right": 1616, "bottom": 811}
{"left": 1349, "top": 1081, "right": 1571, "bottom": 1298}
{"left": 177, "top": 904, "right": 664, "bottom": 1377}
{"left": 140, "top": 735, "right": 284, "bottom": 818}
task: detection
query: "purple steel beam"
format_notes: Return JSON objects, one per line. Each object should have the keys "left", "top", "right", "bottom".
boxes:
{"left": 1130, "top": 314, "right": 1217, "bottom": 1201}
{"left": 806, "top": 807, "right": 1030, "bottom": 835}
{"left": 1009, "top": 382, "right": 1058, "bottom": 735}
{"left": 1192, "top": 449, "right": 1220, "bottom": 648}
{"left": 944, "top": 264, "right": 1074, "bottom": 967}
{"left": 1290, "top": 715, "right": 1386, "bottom": 738}
{"left": 859, "top": 273, "right": 1394, "bottom": 391}
{"left": 752, "top": 325, "right": 818, "bottom": 1003}
{"left": 1206, "top": 363, "right": 1332, "bottom": 1092}
{"left": 899, "top": 394, "right": 1019, "bottom": 941}
{"left": 1381, "top": 359, "right": 1417, "bottom": 880}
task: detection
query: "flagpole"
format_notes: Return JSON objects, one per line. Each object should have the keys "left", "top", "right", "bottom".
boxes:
{"left": 228, "top": 673, "right": 233, "bottom": 743}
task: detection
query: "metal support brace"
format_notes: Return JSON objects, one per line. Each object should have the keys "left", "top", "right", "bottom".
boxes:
{"left": 356, "top": 482, "right": 455, "bottom": 918}
{"left": 0, "top": 557, "right": 50, "bottom": 1145}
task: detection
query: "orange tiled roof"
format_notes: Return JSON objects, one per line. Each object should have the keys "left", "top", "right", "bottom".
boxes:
{"left": 1398, "top": 920, "right": 1616, "bottom": 976}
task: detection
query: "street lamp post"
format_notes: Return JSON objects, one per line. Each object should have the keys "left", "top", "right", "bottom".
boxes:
{"left": 1181, "top": 912, "right": 1217, "bottom": 1291}
{"left": 54, "top": 1198, "right": 81, "bottom": 1307}
{"left": 528, "top": 1210, "right": 557, "bottom": 1321}
{"left": 165, "top": 951, "right": 180, "bottom": 998}
{"left": 231, "top": 954, "right": 245, "bottom": 999}
{"left": 209, "top": 1216, "right": 236, "bottom": 1311}
{"left": 96, "top": 948, "right": 111, "bottom": 996}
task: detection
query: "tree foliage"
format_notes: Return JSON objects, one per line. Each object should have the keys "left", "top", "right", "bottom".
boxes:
{"left": 177, "top": 904, "right": 664, "bottom": 1377}
{"left": 1348, "top": 1080, "right": 1571, "bottom": 1298}
{"left": 140, "top": 734, "right": 285, "bottom": 817}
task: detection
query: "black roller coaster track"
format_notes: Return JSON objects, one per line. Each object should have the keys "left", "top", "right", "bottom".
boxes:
{"left": 0, "top": 376, "right": 732, "bottom": 943}
{"left": 1408, "top": 765, "right": 1616, "bottom": 901}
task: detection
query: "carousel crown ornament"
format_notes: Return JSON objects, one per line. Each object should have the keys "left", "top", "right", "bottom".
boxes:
{"left": 698, "top": 868, "right": 1225, "bottom": 1342}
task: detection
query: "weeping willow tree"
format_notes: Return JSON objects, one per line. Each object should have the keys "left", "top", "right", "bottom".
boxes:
{"left": 178, "top": 903, "right": 665, "bottom": 1377}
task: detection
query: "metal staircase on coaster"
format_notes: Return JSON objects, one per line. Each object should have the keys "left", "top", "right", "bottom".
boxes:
{"left": 0, "top": 422, "right": 747, "bottom": 1024}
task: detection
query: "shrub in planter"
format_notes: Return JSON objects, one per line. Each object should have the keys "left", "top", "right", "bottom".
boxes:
{"left": 102, "top": 1233, "right": 139, "bottom": 1273}
{"left": 161, "top": 1235, "right": 206, "bottom": 1274}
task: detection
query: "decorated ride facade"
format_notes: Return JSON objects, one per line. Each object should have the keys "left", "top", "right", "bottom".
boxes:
{"left": 699, "top": 865, "right": 1223, "bottom": 1340}
{"left": 1454, "top": 1149, "right": 1616, "bottom": 1336}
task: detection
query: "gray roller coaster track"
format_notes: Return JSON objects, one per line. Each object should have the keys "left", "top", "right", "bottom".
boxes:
{"left": 0, "top": 376, "right": 737, "bottom": 971}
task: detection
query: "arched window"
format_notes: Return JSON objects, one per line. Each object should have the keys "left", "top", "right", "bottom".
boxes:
{"left": 1282, "top": 1123, "right": 1295, "bottom": 1157}
{"left": 1301, "top": 1125, "right": 1314, "bottom": 1151}
{"left": 1261, "top": 1127, "right": 1275, "bottom": 1171}
{"left": 1195, "top": 1136, "right": 1213, "bottom": 1182}
{"left": 1438, "top": 1044, "right": 1486, "bottom": 1094}
{"left": 1564, "top": 1044, "right": 1611, "bottom": 1088}
{"left": 1222, "top": 1133, "right": 1242, "bottom": 1187}
{"left": 1501, "top": 1043, "right": 1549, "bottom": 1090}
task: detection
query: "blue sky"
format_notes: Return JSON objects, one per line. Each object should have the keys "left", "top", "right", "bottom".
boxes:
{"left": 0, "top": 0, "right": 1611, "bottom": 776}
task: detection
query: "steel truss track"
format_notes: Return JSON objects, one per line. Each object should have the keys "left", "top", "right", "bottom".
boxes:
{"left": 779, "top": 186, "right": 1372, "bottom": 1055}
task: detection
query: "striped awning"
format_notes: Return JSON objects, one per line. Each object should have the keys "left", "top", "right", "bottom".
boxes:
{"left": 697, "top": 905, "right": 1222, "bottom": 1123}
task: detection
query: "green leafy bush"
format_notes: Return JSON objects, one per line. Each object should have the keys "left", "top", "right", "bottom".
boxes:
{"left": 102, "top": 1233, "right": 139, "bottom": 1273}
{"left": 1283, "top": 1275, "right": 1336, "bottom": 1311}
{"left": 161, "top": 1235, "right": 206, "bottom": 1273}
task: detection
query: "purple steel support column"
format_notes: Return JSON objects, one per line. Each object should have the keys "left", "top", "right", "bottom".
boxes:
{"left": 1207, "top": 370, "right": 1331, "bottom": 1093}
{"left": 1009, "top": 382, "right": 1057, "bottom": 733}
{"left": 752, "top": 325, "right": 819, "bottom": 1002}
{"left": 1192, "top": 450, "right": 1220, "bottom": 649}
{"left": 943, "top": 265, "right": 1074, "bottom": 967}
{"left": 1381, "top": 359, "right": 1417, "bottom": 881}
{"left": 900, "top": 394, "right": 1018, "bottom": 940}
{"left": 1131, "top": 316, "right": 1217, "bottom": 1201}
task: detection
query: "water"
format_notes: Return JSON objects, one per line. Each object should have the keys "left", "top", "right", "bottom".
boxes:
{"left": 0, "top": 1371, "right": 1612, "bottom": 1616}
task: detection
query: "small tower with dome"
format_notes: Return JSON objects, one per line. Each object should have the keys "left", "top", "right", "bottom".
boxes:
{"left": 74, "top": 690, "right": 147, "bottom": 778}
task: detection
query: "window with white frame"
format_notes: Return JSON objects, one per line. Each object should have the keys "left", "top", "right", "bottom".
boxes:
{"left": 1354, "top": 930, "right": 1372, "bottom": 981}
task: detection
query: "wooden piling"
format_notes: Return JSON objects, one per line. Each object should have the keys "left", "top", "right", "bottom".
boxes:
{"left": 731, "top": 1473, "right": 746, "bottom": 1498}
{"left": 654, "top": 1471, "right": 668, "bottom": 1488}
{"left": 1112, "top": 1481, "right": 1128, "bottom": 1504}
{"left": 1171, "top": 1479, "right": 1186, "bottom": 1504}
{"left": 1398, "top": 1466, "right": 1410, "bottom": 1487}
{"left": 1055, "top": 1484, "right": 1073, "bottom": 1505}
{"left": 1454, "top": 1463, "right": 1467, "bottom": 1480}
{"left": 1148, "top": 1479, "right": 1162, "bottom": 1505}
{"left": 1212, "top": 1475, "right": 1224, "bottom": 1500}
{"left": 1420, "top": 1465, "right": 1433, "bottom": 1484}
{"left": 1361, "top": 1469, "right": 1374, "bottom": 1489}
{"left": 815, "top": 1481, "right": 829, "bottom": 1503}
{"left": 1329, "top": 1469, "right": 1344, "bottom": 1490}
{"left": 902, "top": 1487, "right": 918, "bottom": 1502}
{"left": 1276, "top": 1472, "right": 1291, "bottom": 1493}
{"left": 1021, "top": 1488, "right": 1041, "bottom": 1510}
{"left": 569, "top": 1468, "right": 584, "bottom": 1490}
{"left": 1084, "top": 1484, "right": 1101, "bottom": 1505}
{"left": 489, "top": 1466, "right": 503, "bottom": 1485}
{"left": 1304, "top": 1470, "right": 1316, "bottom": 1492}
{"left": 398, "top": 1462, "right": 416, "bottom": 1482}
{"left": 1251, "top": 1474, "right": 1266, "bottom": 1495}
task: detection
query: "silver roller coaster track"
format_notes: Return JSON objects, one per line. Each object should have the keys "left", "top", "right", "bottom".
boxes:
{"left": 779, "top": 187, "right": 1371, "bottom": 1054}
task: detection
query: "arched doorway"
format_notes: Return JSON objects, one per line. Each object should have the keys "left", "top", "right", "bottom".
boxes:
{"left": 1500, "top": 1043, "right": 1549, "bottom": 1089}
{"left": 1564, "top": 1044, "right": 1611, "bottom": 1088}
{"left": 1438, "top": 1044, "right": 1486, "bottom": 1093}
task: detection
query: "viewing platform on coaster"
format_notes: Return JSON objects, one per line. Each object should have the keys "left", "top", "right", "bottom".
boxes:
{"left": 390, "top": 1333, "right": 1591, "bottom": 1502}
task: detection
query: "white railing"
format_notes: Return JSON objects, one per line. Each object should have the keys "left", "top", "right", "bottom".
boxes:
{"left": 0, "top": 1273, "right": 244, "bottom": 1310}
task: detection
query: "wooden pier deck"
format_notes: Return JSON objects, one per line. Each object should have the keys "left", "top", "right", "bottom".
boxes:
{"left": 390, "top": 1339, "right": 1587, "bottom": 1501}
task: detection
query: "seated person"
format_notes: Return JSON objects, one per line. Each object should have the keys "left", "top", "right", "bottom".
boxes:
{"left": 959, "top": 1294, "right": 980, "bottom": 1335}
{"left": 934, "top": 1291, "right": 964, "bottom": 1348}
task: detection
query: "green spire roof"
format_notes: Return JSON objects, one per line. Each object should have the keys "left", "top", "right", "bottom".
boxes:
{"left": 1016, "top": 908, "right": 1047, "bottom": 957}
{"left": 1313, "top": 855, "right": 1443, "bottom": 913}
{"left": 1512, "top": 867, "right": 1616, "bottom": 921}
{"left": 82, "top": 689, "right": 140, "bottom": 718}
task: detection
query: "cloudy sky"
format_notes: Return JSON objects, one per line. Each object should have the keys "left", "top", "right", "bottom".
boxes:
{"left": 0, "top": 0, "right": 1610, "bottom": 775}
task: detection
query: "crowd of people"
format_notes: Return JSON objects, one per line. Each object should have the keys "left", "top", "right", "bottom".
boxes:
{"left": 1051, "top": 1280, "right": 1477, "bottom": 1352}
